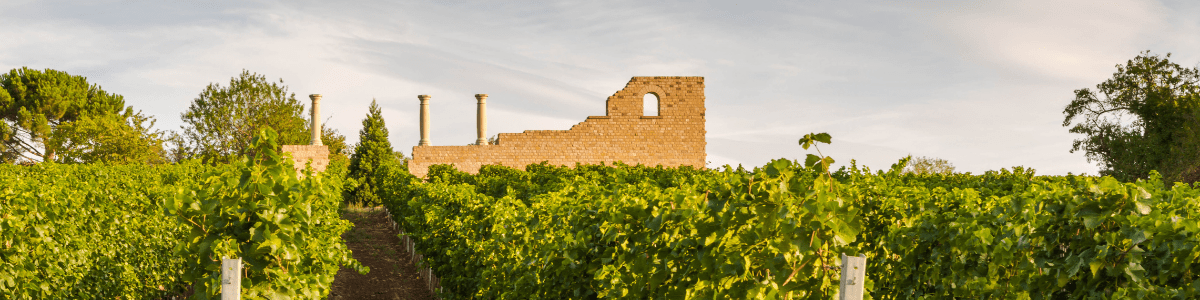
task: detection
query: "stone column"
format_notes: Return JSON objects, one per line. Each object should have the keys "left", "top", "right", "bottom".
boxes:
{"left": 309, "top": 94, "right": 323, "bottom": 146}
{"left": 418, "top": 95, "right": 431, "bottom": 146}
{"left": 475, "top": 94, "right": 488, "bottom": 145}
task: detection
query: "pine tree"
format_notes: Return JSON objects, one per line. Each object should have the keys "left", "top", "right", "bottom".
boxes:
{"left": 346, "top": 99, "right": 397, "bottom": 205}
{"left": 0, "top": 67, "right": 166, "bottom": 164}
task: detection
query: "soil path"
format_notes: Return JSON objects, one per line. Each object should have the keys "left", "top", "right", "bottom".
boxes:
{"left": 330, "top": 207, "right": 436, "bottom": 300}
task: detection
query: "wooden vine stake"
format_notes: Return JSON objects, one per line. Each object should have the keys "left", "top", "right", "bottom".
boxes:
{"left": 839, "top": 253, "right": 867, "bottom": 300}
{"left": 221, "top": 257, "right": 242, "bottom": 300}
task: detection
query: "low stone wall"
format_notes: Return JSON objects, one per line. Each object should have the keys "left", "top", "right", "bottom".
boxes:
{"left": 409, "top": 76, "right": 706, "bottom": 178}
{"left": 283, "top": 145, "right": 330, "bottom": 173}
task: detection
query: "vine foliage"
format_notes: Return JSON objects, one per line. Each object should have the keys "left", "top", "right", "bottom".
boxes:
{"left": 380, "top": 132, "right": 862, "bottom": 299}
{"left": 167, "top": 128, "right": 366, "bottom": 299}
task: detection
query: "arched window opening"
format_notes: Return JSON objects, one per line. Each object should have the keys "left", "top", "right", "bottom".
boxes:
{"left": 643, "top": 93, "right": 659, "bottom": 116}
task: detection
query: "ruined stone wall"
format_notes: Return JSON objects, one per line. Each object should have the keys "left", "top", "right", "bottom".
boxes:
{"left": 283, "top": 145, "right": 330, "bottom": 173}
{"left": 282, "top": 94, "right": 330, "bottom": 174}
{"left": 408, "top": 76, "right": 706, "bottom": 178}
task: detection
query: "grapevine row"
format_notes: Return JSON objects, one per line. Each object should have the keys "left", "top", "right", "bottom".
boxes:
{"left": 381, "top": 155, "right": 1200, "bottom": 299}
{"left": 1, "top": 129, "right": 365, "bottom": 299}
{"left": 379, "top": 143, "right": 861, "bottom": 299}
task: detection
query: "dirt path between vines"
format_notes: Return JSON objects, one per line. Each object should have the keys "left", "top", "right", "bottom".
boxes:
{"left": 330, "top": 207, "right": 435, "bottom": 300}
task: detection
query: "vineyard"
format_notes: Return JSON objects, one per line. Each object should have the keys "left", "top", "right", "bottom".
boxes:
{"left": 377, "top": 136, "right": 1200, "bottom": 299}
{"left": 1, "top": 156, "right": 207, "bottom": 298}
{"left": 0, "top": 130, "right": 364, "bottom": 299}
{"left": 6, "top": 132, "right": 1200, "bottom": 299}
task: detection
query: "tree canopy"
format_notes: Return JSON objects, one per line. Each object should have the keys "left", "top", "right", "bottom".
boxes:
{"left": 175, "top": 70, "right": 345, "bottom": 163}
{"left": 0, "top": 67, "right": 165, "bottom": 164}
{"left": 322, "top": 127, "right": 350, "bottom": 162}
{"left": 902, "top": 156, "right": 955, "bottom": 175}
{"left": 1063, "top": 51, "right": 1200, "bottom": 183}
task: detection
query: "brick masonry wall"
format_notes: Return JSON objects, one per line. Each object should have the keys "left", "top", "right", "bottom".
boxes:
{"left": 282, "top": 145, "right": 330, "bottom": 173}
{"left": 408, "top": 76, "right": 706, "bottom": 178}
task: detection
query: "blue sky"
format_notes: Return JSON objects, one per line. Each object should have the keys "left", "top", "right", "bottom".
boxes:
{"left": 3, "top": 0, "right": 1198, "bottom": 174}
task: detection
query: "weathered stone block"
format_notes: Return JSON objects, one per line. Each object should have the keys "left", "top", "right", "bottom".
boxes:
{"left": 282, "top": 145, "right": 330, "bottom": 173}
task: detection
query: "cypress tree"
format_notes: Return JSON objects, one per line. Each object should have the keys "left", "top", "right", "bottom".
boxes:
{"left": 347, "top": 99, "right": 396, "bottom": 205}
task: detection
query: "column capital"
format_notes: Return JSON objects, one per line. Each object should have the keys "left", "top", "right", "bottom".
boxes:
{"left": 309, "top": 94, "right": 323, "bottom": 101}
{"left": 418, "top": 95, "right": 431, "bottom": 101}
{"left": 474, "top": 94, "right": 488, "bottom": 102}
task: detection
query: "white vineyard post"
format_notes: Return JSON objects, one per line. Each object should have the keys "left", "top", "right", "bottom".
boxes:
{"left": 221, "top": 257, "right": 242, "bottom": 300}
{"left": 838, "top": 253, "right": 867, "bottom": 300}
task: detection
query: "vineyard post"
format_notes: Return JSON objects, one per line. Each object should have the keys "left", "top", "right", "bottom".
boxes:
{"left": 839, "top": 253, "right": 866, "bottom": 300}
{"left": 221, "top": 257, "right": 242, "bottom": 300}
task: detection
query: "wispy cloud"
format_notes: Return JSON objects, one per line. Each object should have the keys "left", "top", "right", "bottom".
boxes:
{"left": 2, "top": 0, "right": 1197, "bottom": 174}
{"left": 930, "top": 0, "right": 1171, "bottom": 82}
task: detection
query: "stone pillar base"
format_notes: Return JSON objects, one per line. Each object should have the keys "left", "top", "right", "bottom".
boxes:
{"left": 282, "top": 145, "right": 330, "bottom": 173}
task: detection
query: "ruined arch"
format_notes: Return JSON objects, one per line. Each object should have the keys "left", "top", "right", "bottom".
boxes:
{"left": 606, "top": 80, "right": 670, "bottom": 117}
{"left": 643, "top": 92, "right": 660, "bottom": 116}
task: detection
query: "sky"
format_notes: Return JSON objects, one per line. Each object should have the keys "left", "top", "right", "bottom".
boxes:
{"left": 3, "top": 0, "right": 1199, "bottom": 175}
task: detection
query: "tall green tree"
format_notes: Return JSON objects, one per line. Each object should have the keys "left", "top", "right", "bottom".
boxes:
{"left": 176, "top": 70, "right": 345, "bottom": 163}
{"left": 0, "top": 67, "right": 165, "bottom": 164}
{"left": 55, "top": 107, "right": 167, "bottom": 164}
{"left": 322, "top": 126, "right": 350, "bottom": 162}
{"left": 901, "top": 155, "right": 955, "bottom": 175}
{"left": 346, "top": 99, "right": 396, "bottom": 205}
{"left": 1063, "top": 51, "right": 1200, "bottom": 182}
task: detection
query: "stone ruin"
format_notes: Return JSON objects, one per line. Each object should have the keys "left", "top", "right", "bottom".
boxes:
{"left": 408, "top": 76, "right": 707, "bottom": 178}
{"left": 282, "top": 94, "right": 330, "bottom": 173}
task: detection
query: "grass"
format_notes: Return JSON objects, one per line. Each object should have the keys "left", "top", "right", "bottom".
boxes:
{"left": 338, "top": 201, "right": 378, "bottom": 215}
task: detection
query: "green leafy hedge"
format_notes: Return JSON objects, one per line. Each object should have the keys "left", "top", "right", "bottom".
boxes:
{"left": 381, "top": 139, "right": 1200, "bottom": 299}
{"left": 0, "top": 160, "right": 212, "bottom": 299}
{"left": 166, "top": 128, "right": 366, "bottom": 299}
{"left": 855, "top": 164, "right": 1200, "bottom": 299}
{"left": 1, "top": 128, "right": 364, "bottom": 299}
{"left": 380, "top": 136, "right": 860, "bottom": 299}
